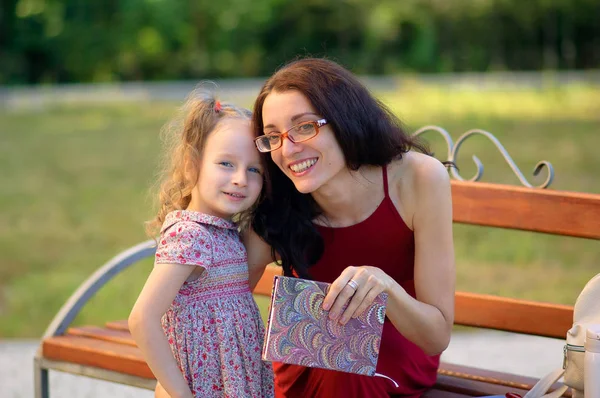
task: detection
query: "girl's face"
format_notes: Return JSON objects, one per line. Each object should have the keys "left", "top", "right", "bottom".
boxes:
{"left": 188, "top": 118, "right": 263, "bottom": 219}
{"left": 262, "top": 90, "right": 346, "bottom": 194}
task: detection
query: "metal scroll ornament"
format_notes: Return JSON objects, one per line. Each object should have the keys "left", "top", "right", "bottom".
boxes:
{"left": 412, "top": 126, "right": 555, "bottom": 189}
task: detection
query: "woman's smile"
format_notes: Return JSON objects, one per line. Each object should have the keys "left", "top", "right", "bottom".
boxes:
{"left": 288, "top": 158, "right": 318, "bottom": 175}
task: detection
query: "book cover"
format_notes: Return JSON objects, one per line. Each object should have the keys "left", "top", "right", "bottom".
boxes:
{"left": 262, "top": 275, "right": 388, "bottom": 376}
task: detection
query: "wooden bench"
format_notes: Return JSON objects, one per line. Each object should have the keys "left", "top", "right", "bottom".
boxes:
{"left": 34, "top": 180, "right": 600, "bottom": 397}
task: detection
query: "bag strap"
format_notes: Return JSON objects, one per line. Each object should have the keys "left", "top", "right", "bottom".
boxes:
{"left": 523, "top": 369, "right": 568, "bottom": 398}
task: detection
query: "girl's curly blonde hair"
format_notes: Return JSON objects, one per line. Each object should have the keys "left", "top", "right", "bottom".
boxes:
{"left": 146, "top": 86, "right": 253, "bottom": 237}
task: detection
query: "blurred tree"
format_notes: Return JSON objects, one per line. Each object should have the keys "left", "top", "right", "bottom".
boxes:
{"left": 0, "top": 0, "right": 598, "bottom": 84}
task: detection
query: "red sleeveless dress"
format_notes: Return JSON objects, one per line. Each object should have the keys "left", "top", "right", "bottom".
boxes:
{"left": 273, "top": 166, "right": 440, "bottom": 397}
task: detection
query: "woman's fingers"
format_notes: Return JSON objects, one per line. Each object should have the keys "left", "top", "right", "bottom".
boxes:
{"left": 324, "top": 267, "right": 370, "bottom": 322}
{"left": 351, "top": 285, "right": 384, "bottom": 319}
{"left": 322, "top": 267, "right": 357, "bottom": 311}
{"left": 339, "top": 274, "right": 386, "bottom": 324}
{"left": 338, "top": 283, "right": 372, "bottom": 324}
{"left": 323, "top": 267, "right": 389, "bottom": 324}
{"left": 326, "top": 282, "right": 360, "bottom": 320}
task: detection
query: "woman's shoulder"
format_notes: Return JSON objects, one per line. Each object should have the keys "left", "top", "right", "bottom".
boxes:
{"left": 389, "top": 151, "right": 449, "bottom": 191}
{"left": 387, "top": 152, "right": 451, "bottom": 223}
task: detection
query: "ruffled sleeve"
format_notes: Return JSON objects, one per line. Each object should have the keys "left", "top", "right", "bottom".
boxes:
{"left": 155, "top": 221, "right": 213, "bottom": 268}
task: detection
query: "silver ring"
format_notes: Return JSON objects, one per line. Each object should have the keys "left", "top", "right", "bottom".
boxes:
{"left": 347, "top": 279, "right": 359, "bottom": 291}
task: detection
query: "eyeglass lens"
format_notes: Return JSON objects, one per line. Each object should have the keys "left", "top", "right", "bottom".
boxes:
{"left": 258, "top": 122, "right": 318, "bottom": 152}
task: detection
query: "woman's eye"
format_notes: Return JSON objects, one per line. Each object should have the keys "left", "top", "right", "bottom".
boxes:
{"left": 267, "top": 134, "right": 280, "bottom": 143}
{"left": 296, "top": 123, "right": 315, "bottom": 135}
{"left": 219, "top": 161, "right": 233, "bottom": 167}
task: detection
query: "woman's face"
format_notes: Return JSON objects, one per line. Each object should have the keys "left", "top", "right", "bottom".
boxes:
{"left": 262, "top": 90, "right": 346, "bottom": 194}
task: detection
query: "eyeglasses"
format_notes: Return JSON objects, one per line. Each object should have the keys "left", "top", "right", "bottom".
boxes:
{"left": 255, "top": 119, "right": 328, "bottom": 153}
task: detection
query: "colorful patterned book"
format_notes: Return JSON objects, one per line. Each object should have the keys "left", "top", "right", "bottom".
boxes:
{"left": 262, "top": 275, "right": 389, "bottom": 377}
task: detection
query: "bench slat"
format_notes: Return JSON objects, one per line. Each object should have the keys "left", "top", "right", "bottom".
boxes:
{"left": 105, "top": 320, "right": 129, "bottom": 332}
{"left": 438, "top": 363, "right": 570, "bottom": 397}
{"left": 455, "top": 292, "right": 573, "bottom": 339}
{"left": 43, "top": 335, "right": 154, "bottom": 379}
{"left": 452, "top": 181, "right": 600, "bottom": 239}
{"left": 67, "top": 326, "right": 137, "bottom": 347}
{"left": 422, "top": 390, "right": 471, "bottom": 398}
{"left": 435, "top": 373, "right": 528, "bottom": 397}
{"left": 254, "top": 265, "right": 281, "bottom": 296}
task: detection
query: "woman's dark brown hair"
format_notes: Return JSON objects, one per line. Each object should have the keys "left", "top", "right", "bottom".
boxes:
{"left": 251, "top": 58, "right": 430, "bottom": 278}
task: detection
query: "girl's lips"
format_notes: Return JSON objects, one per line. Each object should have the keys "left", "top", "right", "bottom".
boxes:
{"left": 223, "top": 192, "right": 246, "bottom": 200}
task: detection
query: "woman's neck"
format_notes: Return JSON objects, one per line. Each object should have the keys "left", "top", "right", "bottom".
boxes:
{"left": 312, "top": 165, "right": 384, "bottom": 227}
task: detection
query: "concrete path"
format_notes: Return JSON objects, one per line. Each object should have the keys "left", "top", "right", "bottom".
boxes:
{"left": 3, "top": 71, "right": 599, "bottom": 110}
{"left": 1, "top": 330, "right": 565, "bottom": 398}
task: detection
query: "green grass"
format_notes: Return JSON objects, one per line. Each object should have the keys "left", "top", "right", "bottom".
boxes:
{"left": 1, "top": 84, "right": 599, "bottom": 338}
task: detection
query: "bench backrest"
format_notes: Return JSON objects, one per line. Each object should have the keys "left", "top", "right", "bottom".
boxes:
{"left": 254, "top": 181, "right": 600, "bottom": 340}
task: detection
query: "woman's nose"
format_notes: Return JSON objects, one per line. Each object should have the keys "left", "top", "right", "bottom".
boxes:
{"left": 280, "top": 135, "right": 302, "bottom": 158}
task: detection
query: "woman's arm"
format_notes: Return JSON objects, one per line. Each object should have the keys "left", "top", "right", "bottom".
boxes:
{"left": 323, "top": 157, "right": 455, "bottom": 355}
{"left": 243, "top": 228, "right": 278, "bottom": 291}
{"left": 128, "top": 264, "right": 198, "bottom": 398}
{"left": 387, "top": 157, "right": 455, "bottom": 354}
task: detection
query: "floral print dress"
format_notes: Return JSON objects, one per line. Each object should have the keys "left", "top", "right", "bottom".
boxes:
{"left": 155, "top": 210, "right": 274, "bottom": 397}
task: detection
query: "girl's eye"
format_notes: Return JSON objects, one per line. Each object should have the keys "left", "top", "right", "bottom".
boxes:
{"left": 248, "top": 167, "right": 262, "bottom": 174}
{"left": 219, "top": 161, "right": 233, "bottom": 167}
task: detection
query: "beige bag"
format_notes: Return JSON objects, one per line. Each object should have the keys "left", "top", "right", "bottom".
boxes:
{"left": 524, "top": 273, "right": 600, "bottom": 398}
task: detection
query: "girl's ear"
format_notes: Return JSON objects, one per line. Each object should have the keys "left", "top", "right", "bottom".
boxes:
{"left": 183, "top": 152, "right": 199, "bottom": 184}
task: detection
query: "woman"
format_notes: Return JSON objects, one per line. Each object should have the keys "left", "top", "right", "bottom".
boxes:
{"left": 246, "top": 58, "right": 455, "bottom": 397}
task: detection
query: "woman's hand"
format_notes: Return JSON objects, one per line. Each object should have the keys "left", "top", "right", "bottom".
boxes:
{"left": 322, "top": 266, "right": 396, "bottom": 325}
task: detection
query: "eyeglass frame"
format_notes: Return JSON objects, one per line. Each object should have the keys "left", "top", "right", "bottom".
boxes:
{"left": 254, "top": 118, "right": 328, "bottom": 153}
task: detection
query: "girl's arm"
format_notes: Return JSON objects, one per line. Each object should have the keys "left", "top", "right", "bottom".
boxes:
{"left": 323, "top": 157, "right": 455, "bottom": 355}
{"left": 243, "top": 228, "right": 276, "bottom": 291}
{"left": 128, "top": 263, "right": 198, "bottom": 398}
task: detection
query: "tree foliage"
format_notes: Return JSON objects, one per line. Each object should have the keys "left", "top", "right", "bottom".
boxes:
{"left": 1, "top": 0, "right": 599, "bottom": 83}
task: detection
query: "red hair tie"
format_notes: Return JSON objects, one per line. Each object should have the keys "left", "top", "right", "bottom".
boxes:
{"left": 214, "top": 101, "right": 222, "bottom": 113}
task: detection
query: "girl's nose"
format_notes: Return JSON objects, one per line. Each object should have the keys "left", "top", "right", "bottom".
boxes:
{"left": 232, "top": 169, "right": 247, "bottom": 186}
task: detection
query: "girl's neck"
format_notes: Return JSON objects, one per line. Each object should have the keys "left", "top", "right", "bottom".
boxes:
{"left": 312, "top": 165, "right": 383, "bottom": 227}
{"left": 185, "top": 200, "right": 233, "bottom": 221}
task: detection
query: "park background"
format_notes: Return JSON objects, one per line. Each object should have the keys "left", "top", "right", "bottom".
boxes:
{"left": 1, "top": 0, "right": 599, "bottom": 395}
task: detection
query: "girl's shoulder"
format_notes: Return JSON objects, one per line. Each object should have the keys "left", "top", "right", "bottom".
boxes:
{"left": 156, "top": 210, "right": 244, "bottom": 266}
{"left": 160, "top": 210, "right": 237, "bottom": 235}
{"left": 156, "top": 215, "right": 215, "bottom": 267}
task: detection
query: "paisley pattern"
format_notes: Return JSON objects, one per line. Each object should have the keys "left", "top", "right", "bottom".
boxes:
{"left": 263, "top": 276, "right": 387, "bottom": 376}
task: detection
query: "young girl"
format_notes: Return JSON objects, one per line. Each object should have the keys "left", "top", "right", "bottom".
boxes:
{"left": 128, "top": 89, "right": 274, "bottom": 398}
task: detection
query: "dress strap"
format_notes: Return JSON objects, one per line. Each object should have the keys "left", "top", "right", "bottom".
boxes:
{"left": 382, "top": 164, "right": 389, "bottom": 198}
